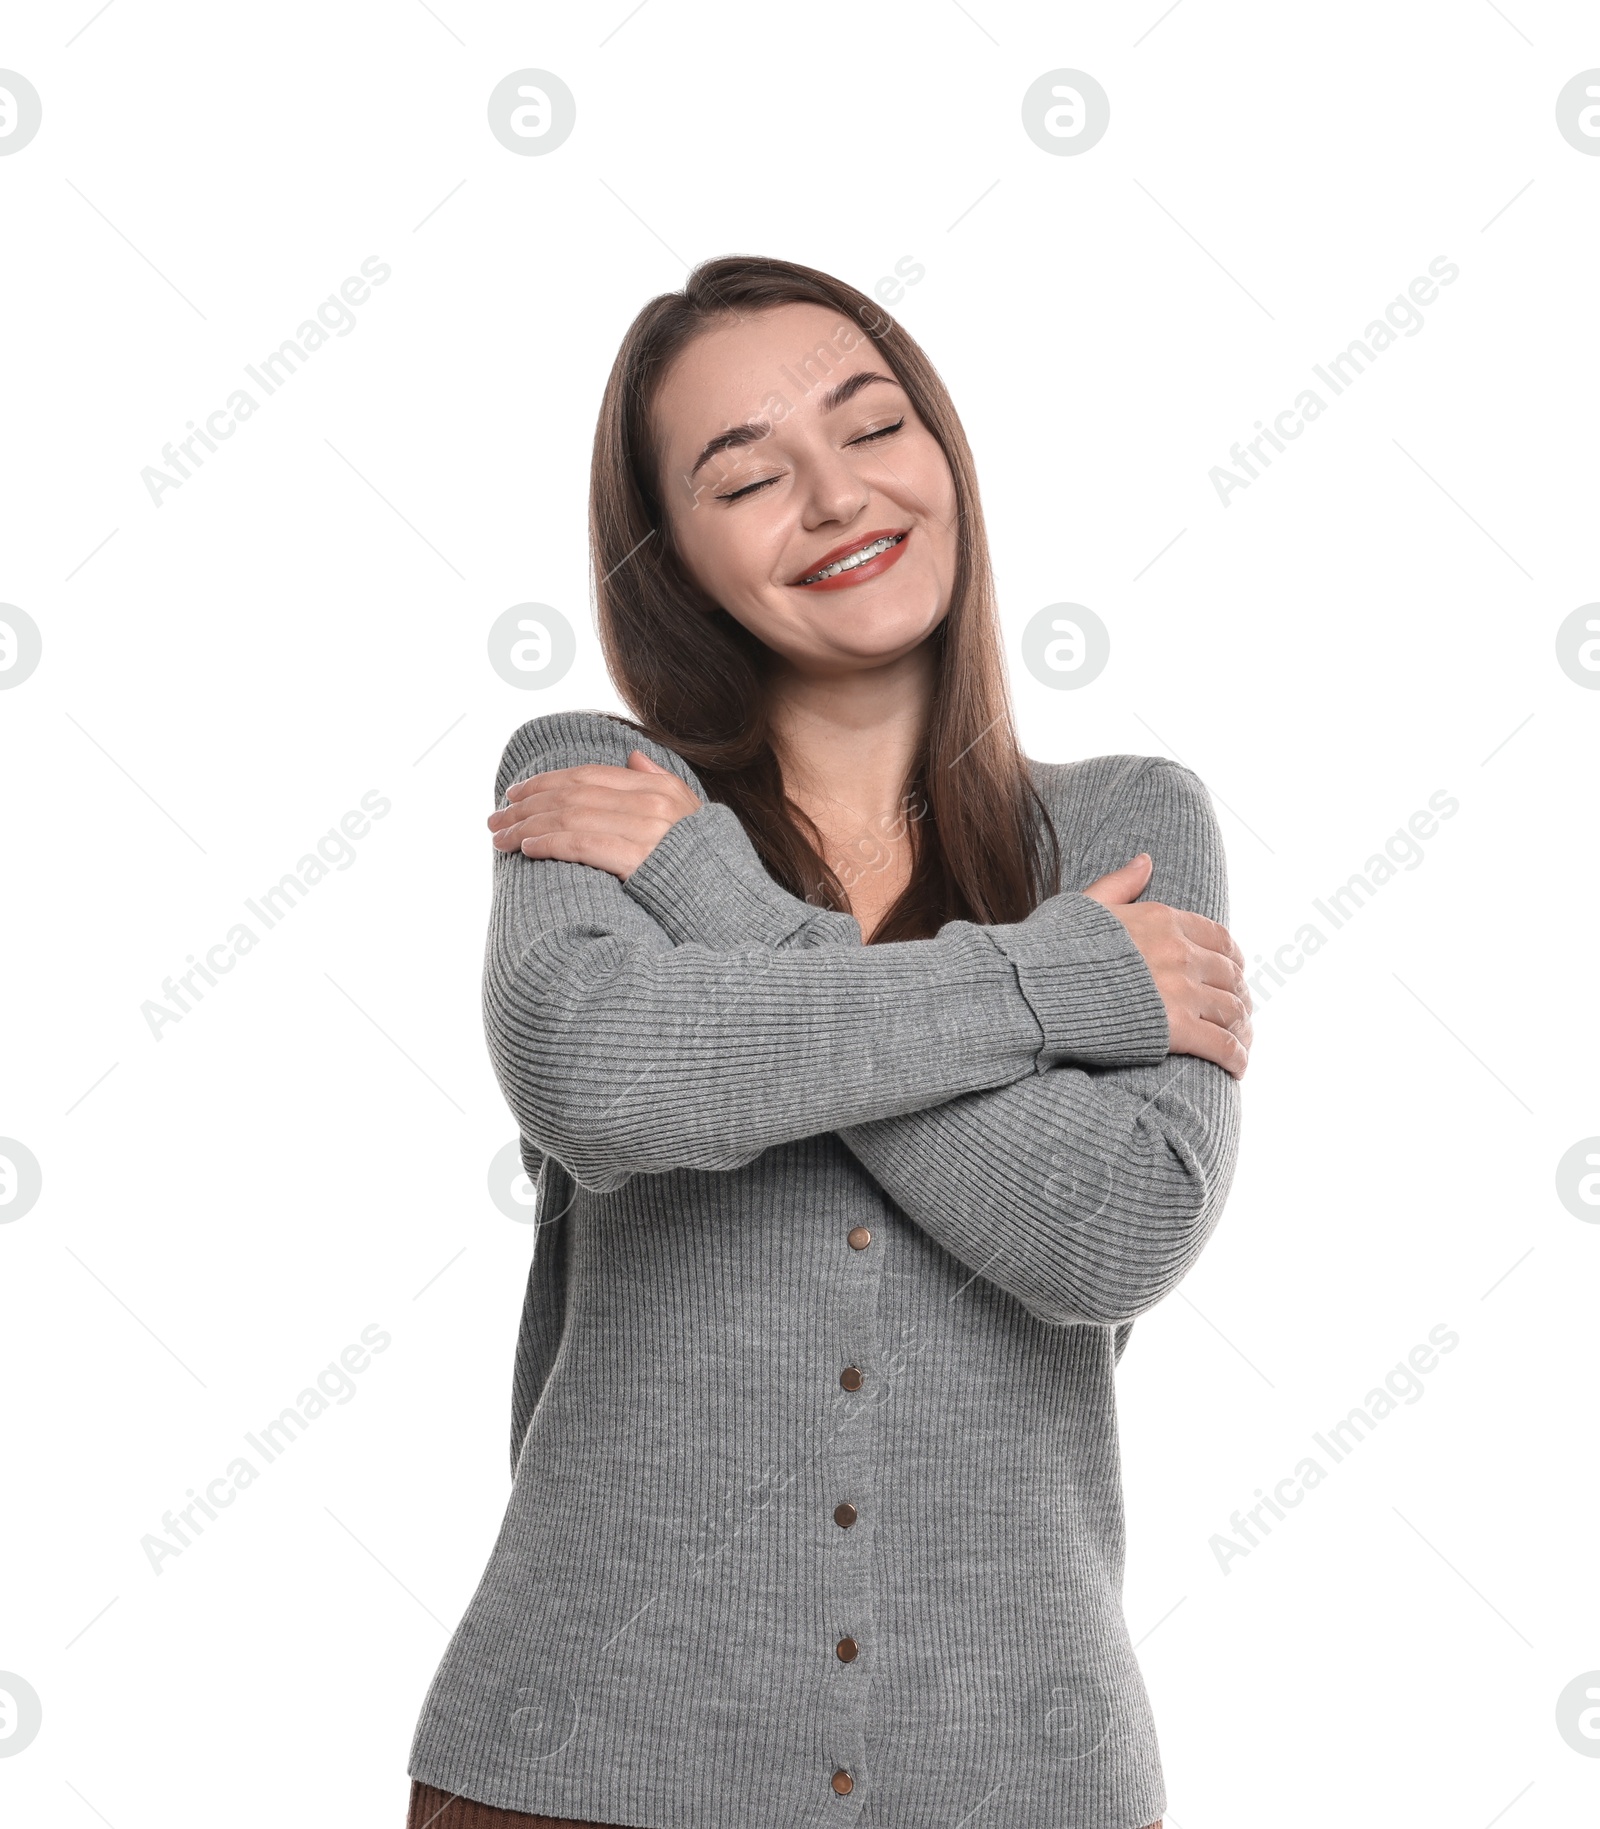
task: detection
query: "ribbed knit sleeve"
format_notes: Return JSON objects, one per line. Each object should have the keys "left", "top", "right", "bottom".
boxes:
{"left": 836, "top": 759, "right": 1242, "bottom": 1325}
{"left": 621, "top": 796, "right": 860, "bottom": 951}
{"left": 573, "top": 728, "right": 1242, "bottom": 1328}
{"left": 625, "top": 797, "right": 1171, "bottom": 1065}
{"left": 515, "top": 711, "right": 1169, "bottom": 1064}
{"left": 483, "top": 714, "right": 1163, "bottom": 1192}
{"left": 497, "top": 708, "right": 860, "bottom": 951}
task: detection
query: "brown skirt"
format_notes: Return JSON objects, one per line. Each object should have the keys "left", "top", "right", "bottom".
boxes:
{"left": 407, "top": 1782, "right": 627, "bottom": 1828}
{"left": 408, "top": 1778, "right": 1160, "bottom": 1828}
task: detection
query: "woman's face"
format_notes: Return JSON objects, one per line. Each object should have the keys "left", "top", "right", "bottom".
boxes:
{"left": 651, "top": 301, "right": 960, "bottom": 678}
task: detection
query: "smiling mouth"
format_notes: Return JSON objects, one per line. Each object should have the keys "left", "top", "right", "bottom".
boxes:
{"left": 792, "top": 531, "right": 907, "bottom": 588}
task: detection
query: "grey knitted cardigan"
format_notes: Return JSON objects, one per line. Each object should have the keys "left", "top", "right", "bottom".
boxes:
{"left": 407, "top": 709, "right": 1241, "bottom": 1829}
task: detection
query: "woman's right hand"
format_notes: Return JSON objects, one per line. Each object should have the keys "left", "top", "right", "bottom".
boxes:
{"left": 1080, "top": 855, "right": 1252, "bottom": 1078}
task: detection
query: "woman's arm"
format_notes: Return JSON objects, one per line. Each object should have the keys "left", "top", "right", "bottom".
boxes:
{"left": 483, "top": 714, "right": 1171, "bottom": 1192}
{"left": 834, "top": 759, "right": 1241, "bottom": 1326}
{"left": 543, "top": 721, "right": 1242, "bottom": 1326}
{"left": 502, "top": 708, "right": 1178, "bottom": 1060}
{"left": 838, "top": 1047, "right": 1239, "bottom": 1328}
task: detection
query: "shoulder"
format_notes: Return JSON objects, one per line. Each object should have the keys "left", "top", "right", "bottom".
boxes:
{"left": 1026, "top": 751, "right": 1214, "bottom": 824}
{"left": 1025, "top": 752, "right": 1226, "bottom": 911}
{"left": 494, "top": 709, "right": 705, "bottom": 805}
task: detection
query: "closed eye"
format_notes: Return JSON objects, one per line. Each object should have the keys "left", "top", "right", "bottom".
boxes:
{"left": 717, "top": 475, "right": 778, "bottom": 503}
{"left": 715, "top": 418, "right": 908, "bottom": 502}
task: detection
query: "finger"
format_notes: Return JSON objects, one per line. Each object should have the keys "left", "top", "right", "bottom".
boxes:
{"left": 500, "top": 776, "right": 664, "bottom": 832}
{"left": 515, "top": 824, "right": 627, "bottom": 875}
{"left": 505, "top": 762, "right": 639, "bottom": 802}
{"left": 493, "top": 805, "right": 577, "bottom": 850}
{"left": 504, "top": 771, "right": 569, "bottom": 804}
{"left": 1170, "top": 907, "right": 1245, "bottom": 971}
{"left": 1080, "top": 853, "right": 1153, "bottom": 902}
{"left": 488, "top": 798, "right": 538, "bottom": 829}
{"left": 497, "top": 801, "right": 666, "bottom": 855}
{"left": 1185, "top": 939, "right": 1250, "bottom": 1003}
{"left": 1168, "top": 989, "right": 1249, "bottom": 1062}
{"left": 490, "top": 813, "right": 543, "bottom": 849}
{"left": 1197, "top": 984, "right": 1252, "bottom": 1041}
{"left": 1156, "top": 907, "right": 1243, "bottom": 978}
{"left": 1176, "top": 1014, "right": 1250, "bottom": 1079}
{"left": 532, "top": 780, "right": 688, "bottom": 828}
{"left": 491, "top": 782, "right": 598, "bottom": 828}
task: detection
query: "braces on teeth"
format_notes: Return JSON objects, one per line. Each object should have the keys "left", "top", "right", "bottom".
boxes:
{"left": 800, "top": 533, "right": 904, "bottom": 584}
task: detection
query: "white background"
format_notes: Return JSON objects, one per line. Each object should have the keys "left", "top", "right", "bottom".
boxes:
{"left": 2, "top": 2, "right": 1597, "bottom": 1825}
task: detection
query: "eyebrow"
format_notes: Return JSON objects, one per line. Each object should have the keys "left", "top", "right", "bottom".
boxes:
{"left": 686, "top": 370, "right": 899, "bottom": 478}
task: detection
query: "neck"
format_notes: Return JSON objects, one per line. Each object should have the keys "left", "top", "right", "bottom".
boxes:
{"left": 765, "top": 643, "right": 936, "bottom": 835}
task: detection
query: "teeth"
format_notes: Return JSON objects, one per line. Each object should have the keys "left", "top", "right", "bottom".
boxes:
{"left": 800, "top": 533, "right": 903, "bottom": 585}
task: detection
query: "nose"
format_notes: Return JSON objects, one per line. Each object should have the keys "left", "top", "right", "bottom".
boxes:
{"left": 795, "top": 440, "right": 872, "bottom": 531}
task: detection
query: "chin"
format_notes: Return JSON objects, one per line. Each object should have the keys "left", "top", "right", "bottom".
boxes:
{"left": 853, "top": 583, "right": 947, "bottom": 645}
{"left": 811, "top": 601, "right": 946, "bottom": 665}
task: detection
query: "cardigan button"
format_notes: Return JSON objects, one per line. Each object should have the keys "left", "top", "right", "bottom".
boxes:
{"left": 847, "top": 1226, "right": 872, "bottom": 1250}
{"left": 839, "top": 1365, "right": 863, "bottom": 1391}
{"left": 831, "top": 1770, "right": 854, "bottom": 1796}
{"left": 833, "top": 1501, "right": 858, "bottom": 1528}
{"left": 835, "top": 1636, "right": 859, "bottom": 1662}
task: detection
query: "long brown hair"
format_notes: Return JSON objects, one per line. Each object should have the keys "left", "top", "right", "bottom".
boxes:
{"left": 588, "top": 253, "right": 1060, "bottom": 942}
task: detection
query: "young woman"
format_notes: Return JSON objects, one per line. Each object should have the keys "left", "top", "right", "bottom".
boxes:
{"left": 405, "top": 256, "right": 1249, "bottom": 1829}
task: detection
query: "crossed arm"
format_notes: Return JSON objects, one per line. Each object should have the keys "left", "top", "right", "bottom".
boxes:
{"left": 484, "top": 710, "right": 1241, "bottom": 1329}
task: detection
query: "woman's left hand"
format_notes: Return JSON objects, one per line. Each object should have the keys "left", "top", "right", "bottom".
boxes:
{"left": 487, "top": 750, "right": 703, "bottom": 880}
